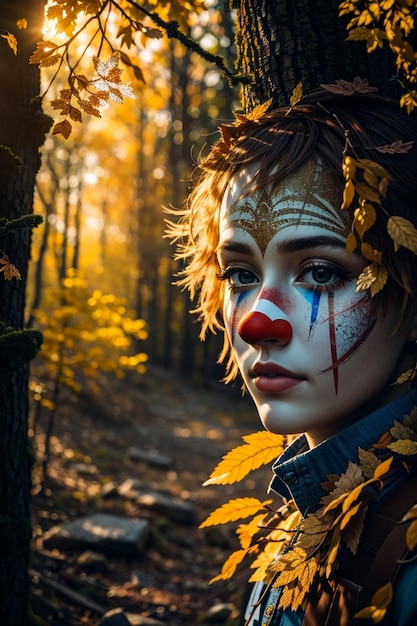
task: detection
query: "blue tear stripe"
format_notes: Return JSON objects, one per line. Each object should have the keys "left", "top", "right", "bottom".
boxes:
{"left": 308, "top": 289, "right": 321, "bottom": 339}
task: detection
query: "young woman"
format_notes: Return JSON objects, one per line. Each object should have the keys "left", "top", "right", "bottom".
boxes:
{"left": 169, "top": 85, "right": 417, "bottom": 625}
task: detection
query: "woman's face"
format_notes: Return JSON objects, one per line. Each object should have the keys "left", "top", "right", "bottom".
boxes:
{"left": 217, "top": 162, "right": 413, "bottom": 446}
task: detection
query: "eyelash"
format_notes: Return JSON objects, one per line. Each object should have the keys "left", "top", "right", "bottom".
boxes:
{"left": 217, "top": 262, "right": 352, "bottom": 293}
{"left": 297, "top": 262, "right": 352, "bottom": 292}
{"left": 217, "top": 265, "right": 258, "bottom": 291}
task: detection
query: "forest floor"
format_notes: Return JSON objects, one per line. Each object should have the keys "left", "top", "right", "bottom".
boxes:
{"left": 29, "top": 365, "right": 280, "bottom": 626}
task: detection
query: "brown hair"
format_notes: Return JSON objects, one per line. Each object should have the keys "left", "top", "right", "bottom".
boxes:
{"left": 168, "top": 88, "right": 417, "bottom": 380}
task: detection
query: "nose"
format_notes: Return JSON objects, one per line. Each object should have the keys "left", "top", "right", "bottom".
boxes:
{"left": 238, "top": 310, "right": 293, "bottom": 346}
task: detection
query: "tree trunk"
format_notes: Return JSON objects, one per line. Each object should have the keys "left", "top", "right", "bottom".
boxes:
{"left": 235, "top": 0, "right": 397, "bottom": 111}
{"left": 0, "top": 1, "right": 50, "bottom": 623}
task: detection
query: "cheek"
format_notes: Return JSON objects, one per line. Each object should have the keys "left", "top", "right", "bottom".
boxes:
{"left": 332, "top": 293, "right": 375, "bottom": 355}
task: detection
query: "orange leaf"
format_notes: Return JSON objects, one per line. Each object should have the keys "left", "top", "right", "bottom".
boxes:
{"left": 209, "top": 548, "right": 248, "bottom": 583}
{"left": 203, "top": 431, "right": 284, "bottom": 485}
{"left": 199, "top": 497, "right": 272, "bottom": 528}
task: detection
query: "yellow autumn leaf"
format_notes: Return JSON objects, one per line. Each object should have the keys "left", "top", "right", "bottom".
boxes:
{"left": 345, "top": 232, "right": 357, "bottom": 254}
{"left": 373, "top": 582, "right": 393, "bottom": 608}
{"left": 355, "top": 182, "right": 381, "bottom": 204}
{"left": 388, "top": 439, "right": 417, "bottom": 455}
{"left": 387, "top": 216, "right": 417, "bottom": 254}
{"left": 290, "top": 81, "right": 303, "bottom": 106}
{"left": 325, "top": 528, "right": 341, "bottom": 578}
{"left": 373, "top": 455, "right": 393, "bottom": 479}
{"left": 354, "top": 582, "right": 393, "bottom": 622}
{"left": 249, "top": 540, "right": 283, "bottom": 582}
{"left": 395, "top": 367, "right": 417, "bottom": 384}
{"left": 406, "top": 519, "right": 417, "bottom": 551}
{"left": 340, "top": 501, "right": 362, "bottom": 530}
{"left": 354, "top": 203, "right": 376, "bottom": 237}
{"left": 363, "top": 167, "right": 378, "bottom": 189}
{"left": 276, "top": 553, "right": 318, "bottom": 611}
{"left": 323, "top": 490, "right": 350, "bottom": 513}
{"left": 360, "top": 243, "right": 382, "bottom": 264}
{"left": 1, "top": 32, "right": 17, "bottom": 55}
{"left": 203, "top": 431, "right": 284, "bottom": 485}
{"left": 346, "top": 25, "right": 374, "bottom": 42}
{"left": 403, "top": 504, "right": 417, "bottom": 522}
{"left": 342, "top": 155, "right": 358, "bottom": 180}
{"left": 246, "top": 97, "right": 273, "bottom": 121}
{"left": 341, "top": 178, "right": 355, "bottom": 209}
{"left": 209, "top": 548, "right": 248, "bottom": 583}
{"left": 356, "top": 263, "right": 388, "bottom": 296}
{"left": 237, "top": 513, "right": 268, "bottom": 549}
{"left": 358, "top": 159, "right": 392, "bottom": 181}
{"left": 199, "top": 497, "right": 272, "bottom": 528}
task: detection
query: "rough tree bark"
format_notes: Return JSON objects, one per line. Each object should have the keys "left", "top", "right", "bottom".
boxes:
{"left": 234, "top": 0, "right": 396, "bottom": 111}
{"left": 0, "top": 1, "right": 50, "bottom": 624}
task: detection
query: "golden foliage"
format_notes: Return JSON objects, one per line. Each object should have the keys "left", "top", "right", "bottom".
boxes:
{"left": 1, "top": 31, "right": 18, "bottom": 55}
{"left": 202, "top": 431, "right": 284, "bottom": 485}
{"left": 290, "top": 81, "right": 303, "bottom": 106}
{"left": 339, "top": 1, "right": 417, "bottom": 110}
{"left": 30, "top": 270, "right": 148, "bottom": 402}
{"left": 201, "top": 406, "right": 417, "bottom": 615}
{"left": 387, "top": 215, "right": 417, "bottom": 253}
{"left": 338, "top": 150, "right": 417, "bottom": 296}
{"left": 356, "top": 262, "right": 388, "bottom": 296}
{"left": 45, "top": 52, "right": 135, "bottom": 138}
{"left": 354, "top": 582, "right": 393, "bottom": 623}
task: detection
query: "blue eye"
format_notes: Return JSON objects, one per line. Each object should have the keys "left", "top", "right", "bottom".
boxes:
{"left": 310, "top": 267, "right": 336, "bottom": 284}
{"left": 298, "top": 263, "right": 349, "bottom": 290}
{"left": 217, "top": 266, "right": 259, "bottom": 289}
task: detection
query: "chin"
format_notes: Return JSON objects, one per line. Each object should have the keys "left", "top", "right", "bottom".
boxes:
{"left": 257, "top": 402, "right": 304, "bottom": 435}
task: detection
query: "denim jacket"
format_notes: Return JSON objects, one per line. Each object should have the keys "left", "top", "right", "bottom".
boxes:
{"left": 244, "top": 392, "right": 417, "bottom": 626}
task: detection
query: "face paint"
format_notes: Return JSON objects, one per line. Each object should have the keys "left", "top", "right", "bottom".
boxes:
{"left": 229, "top": 161, "right": 349, "bottom": 255}
{"left": 218, "top": 161, "right": 411, "bottom": 445}
{"left": 238, "top": 297, "right": 293, "bottom": 346}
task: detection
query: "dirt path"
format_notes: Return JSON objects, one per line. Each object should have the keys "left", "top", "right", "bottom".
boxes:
{"left": 30, "top": 366, "right": 279, "bottom": 625}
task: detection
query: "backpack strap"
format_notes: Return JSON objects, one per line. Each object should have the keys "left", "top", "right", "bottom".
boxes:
{"left": 303, "top": 470, "right": 417, "bottom": 626}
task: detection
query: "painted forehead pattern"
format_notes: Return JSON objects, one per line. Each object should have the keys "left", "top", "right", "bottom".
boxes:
{"left": 229, "top": 188, "right": 349, "bottom": 255}
{"left": 225, "top": 163, "right": 350, "bottom": 255}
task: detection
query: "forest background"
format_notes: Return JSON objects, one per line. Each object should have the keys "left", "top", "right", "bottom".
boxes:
{"left": 28, "top": 0, "right": 239, "bottom": 416}
{"left": 2, "top": 0, "right": 417, "bottom": 624}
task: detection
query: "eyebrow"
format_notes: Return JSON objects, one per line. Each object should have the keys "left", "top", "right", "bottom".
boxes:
{"left": 276, "top": 235, "right": 348, "bottom": 254}
{"left": 217, "top": 235, "right": 348, "bottom": 256}
{"left": 216, "top": 241, "right": 253, "bottom": 255}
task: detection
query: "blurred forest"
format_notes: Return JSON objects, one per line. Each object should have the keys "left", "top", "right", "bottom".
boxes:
{"left": 27, "top": 0, "right": 241, "bottom": 467}
{"left": 21, "top": 4, "right": 263, "bottom": 624}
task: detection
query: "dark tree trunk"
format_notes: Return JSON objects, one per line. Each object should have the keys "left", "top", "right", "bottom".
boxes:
{"left": 0, "top": 1, "right": 50, "bottom": 623}
{"left": 235, "top": 0, "right": 397, "bottom": 111}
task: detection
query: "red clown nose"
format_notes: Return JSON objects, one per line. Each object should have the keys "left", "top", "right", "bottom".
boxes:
{"left": 238, "top": 311, "right": 293, "bottom": 345}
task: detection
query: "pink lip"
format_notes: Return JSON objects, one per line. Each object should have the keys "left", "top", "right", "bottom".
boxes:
{"left": 251, "top": 362, "right": 305, "bottom": 393}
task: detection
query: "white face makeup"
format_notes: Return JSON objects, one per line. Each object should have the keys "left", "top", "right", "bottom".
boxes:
{"left": 217, "top": 162, "right": 412, "bottom": 446}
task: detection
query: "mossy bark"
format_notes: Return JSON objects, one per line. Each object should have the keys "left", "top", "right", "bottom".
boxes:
{"left": 0, "top": 1, "right": 50, "bottom": 624}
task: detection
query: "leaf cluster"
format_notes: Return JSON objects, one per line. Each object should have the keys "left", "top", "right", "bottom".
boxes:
{"left": 341, "top": 151, "right": 417, "bottom": 295}
{"left": 318, "top": 78, "right": 417, "bottom": 296}
{"left": 200, "top": 405, "right": 417, "bottom": 616}
{"left": 25, "top": 0, "right": 244, "bottom": 138}
{"left": 339, "top": 0, "right": 417, "bottom": 112}
{"left": 30, "top": 269, "right": 148, "bottom": 407}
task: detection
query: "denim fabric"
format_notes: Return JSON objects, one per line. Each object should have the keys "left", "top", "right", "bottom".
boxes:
{"left": 244, "top": 391, "right": 417, "bottom": 626}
